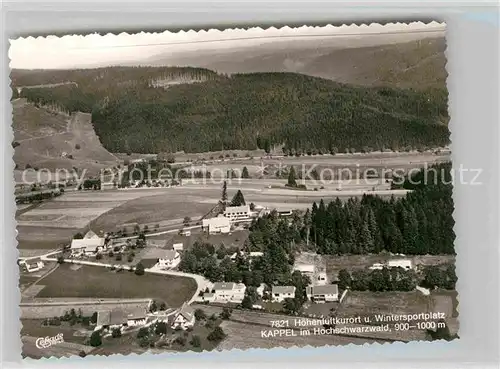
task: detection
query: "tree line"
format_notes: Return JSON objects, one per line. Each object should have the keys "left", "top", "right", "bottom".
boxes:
{"left": 16, "top": 67, "right": 449, "bottom": 154}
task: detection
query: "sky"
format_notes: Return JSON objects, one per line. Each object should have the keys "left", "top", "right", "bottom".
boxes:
{"left": 9, "top": 21, "right": 446, "bottom": 69}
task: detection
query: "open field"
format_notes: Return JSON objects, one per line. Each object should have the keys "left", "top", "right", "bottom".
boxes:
{"left": 217, "top": 320, "right": 379, "bottom": 350}
{"left": 16, "top": 225, "right": 78, "bottom": 251}
{"left": 21, "top": 319, "right": 91, "bottom": 345}
{"left": 191, "top": 305, "right": 382, "bottom": 349}
{"left": 337, "top": 289, "right": 458, "bottom": 339}
{"left": 325, "top": 253, "right": 456, "bottom": 280}
{"left": 16, "top": 190, "right": 180, "bottom": 249}
{"left": 91, "top": 191, "right": 214, "bottom": 232}
{"left": 22, "top": 335, "right": 94, "bottom": 359}
{"left": 20, "top": 300, "right": 151, "bottom": 320}
{"left": 148, "top": 229, "right": 250, "bottom": 251}
{"left": 338, "top": 291, "right": 432, "bottom": 318}
{"left": 12, "top": 98, "right": 68, "bottom": 141}
{"left": 35, "top": 264, "right": 196, "bottom": 308}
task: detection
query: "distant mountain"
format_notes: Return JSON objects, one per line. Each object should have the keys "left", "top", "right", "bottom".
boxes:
{"left": 15, "top": 68, "right": 449, "bottom": 154}
{"left": 145, "top": 36, "right": 446, "bottom": 89}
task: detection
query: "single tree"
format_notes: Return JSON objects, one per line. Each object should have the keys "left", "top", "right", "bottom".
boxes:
{"left": 241, "top": 166, "right": 250, "bottom": 179}
{"left": 338, "top": 269, "right": 352, "bottom": 290}
{"left": 220, "top": 307, "right": 232, "bottom": 320}
{"left": 287, "top": 166, "right": 297, "bottom": 187}
{"left": 221, "top": 181, "right": 228, "bottom": 204}
{"left": 194, "top": 309, "right": 206, "bottom": 321}
{"left": 230, "top": 190, "right": 246, "bottom": 206}
{"left": 207, "top": 326, "right": 226, "bottom": 341}
{"left": 89, "top": 331, "right": 102, "bottom": 347}
{"left": 135, "top": 262, "right": 145, "bottom": 276}
{"left": 155, "top": 322, "right": 168, "bottom": 335}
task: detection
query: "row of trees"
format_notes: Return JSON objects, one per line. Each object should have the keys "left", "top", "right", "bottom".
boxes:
{"left": 17, "top": 68, "right": 449, "bottom": 154}
{"left": 337, "top": 267, "right": 417, "bottom": 292}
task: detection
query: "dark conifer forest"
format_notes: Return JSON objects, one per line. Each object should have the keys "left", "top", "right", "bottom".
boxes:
{"left": 308, "top": 162, "right": 454, "bottom": 255}
{"left": 13, "top": 67, "right": 450, "bottom": 154}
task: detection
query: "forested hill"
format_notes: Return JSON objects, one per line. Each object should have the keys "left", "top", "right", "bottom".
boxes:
{"left": 13, "top": 67, "right": 450, "bottom": 154}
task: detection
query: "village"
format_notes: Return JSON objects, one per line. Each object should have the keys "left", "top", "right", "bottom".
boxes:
{"left": 17, "top": 177, "right": 454, "bottom": 358}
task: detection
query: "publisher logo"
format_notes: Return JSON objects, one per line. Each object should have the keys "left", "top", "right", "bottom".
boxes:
{"left": 35, "top": 333, "right": 64, "bottom": 349}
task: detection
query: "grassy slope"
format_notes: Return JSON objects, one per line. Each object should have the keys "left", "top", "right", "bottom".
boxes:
{"left": 12, "top": 99, "right": 118, "bottom": 173}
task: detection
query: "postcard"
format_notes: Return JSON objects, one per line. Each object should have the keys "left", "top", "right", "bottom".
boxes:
{"left": 9, "top": 21, "right": 458, "bottom": 359}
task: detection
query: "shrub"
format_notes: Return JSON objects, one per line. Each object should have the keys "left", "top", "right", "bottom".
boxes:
{"left": 190, "top": 335, "right": 201, "bottom": 347}
{"left": 89, "top": 331, "right": 102, "bottom": 347}
{"left": 111, "top": 328, "right": 122, "bottom": 338}
{"left": 220, "top": 307, "right": 232, "bottom": 320}
{"left": 137, "top": 327, "right": 149, "bottom": 339}
{"left": 207, "top": 327, "right": 226, "bottom": 342}
{"left": 155, "top": 322, "right": 168, "bottom": 335}
{"left": 175, "top": 336, "right": 186, "bottom": 346}
{"left": 194, "top": 309, "right": 206, "bottom": 321}
{"left": 135, "top": 262, "right": 145, "bottom": 275}
{"left": 75, "top": 144, "right": 81, "bottom": 150}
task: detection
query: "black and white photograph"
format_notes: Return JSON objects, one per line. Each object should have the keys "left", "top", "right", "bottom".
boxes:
{"left": 9, "top": 21, "right": 458, "bottom": 359}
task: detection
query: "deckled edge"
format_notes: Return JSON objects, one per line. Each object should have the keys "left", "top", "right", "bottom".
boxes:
{"left": 8, "top": 21, "right": 446, "bottom": 44}
{"left": 7, "top": 40, "right": 23, "bottom": 360}
{"left": 443, "top": 19, "right": 460, "bottom": 335}
{"left": 8, "top": 20, "right": 456, "bottom": 361}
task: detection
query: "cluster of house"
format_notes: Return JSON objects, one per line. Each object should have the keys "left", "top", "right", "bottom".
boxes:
{"left": 18, "top": 257, "right": 45, "bottom": 273}
{"left": 96, "top": 303, "right": 196, "bottom": 332}
{"left": 292, "top": 262, "right": 340, "bottom": 303}
{"left": 201, "top": 205, "right": 295, "bottom": 235}
{"left": 199, "top": 275, "right": 339, "bottom": 305}
{"left": 369, "top": 258, "right": 413, "bottom": 270}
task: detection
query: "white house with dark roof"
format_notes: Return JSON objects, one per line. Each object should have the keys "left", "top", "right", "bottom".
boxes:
{"left": 212, "top": 282, "right": 246, "bottom": 303}
{"left": 223, "top": 205, "right": 252, "bottom": 222}
{"left": 388, "top": 259, "right": 413, "bottom": 270}
{"left": 19, "top": 258, "right": 44, "bottom": 273}
{"left": 70, "top": 230, "right": 106, "bottom": 257}
{"left": 171, "top": 303, "right": 195, "bottom": 330}
{"left": 158, "top": 250, "right": 180, "bottom": 269}
{"left": 202, "top": 216, "right": 231, "bottom": 234}
{"left": 271, "top": 286, "right": 296, "bottom": 302}
{"left": 293, "top": 263, "right": 315, "bottom": 276}
{"left": 96, "top": 310, "right": 126, "bottom": 330}
{"left": 306, "top": 284, "right": 339, "bottom": 303}
{"left": 126, "top": 307, "right": 147, "bottom": 327}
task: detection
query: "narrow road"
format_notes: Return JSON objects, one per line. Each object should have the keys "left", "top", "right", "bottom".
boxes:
{"left": 112, "top": 224, "right": 202, "bottom": 242}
